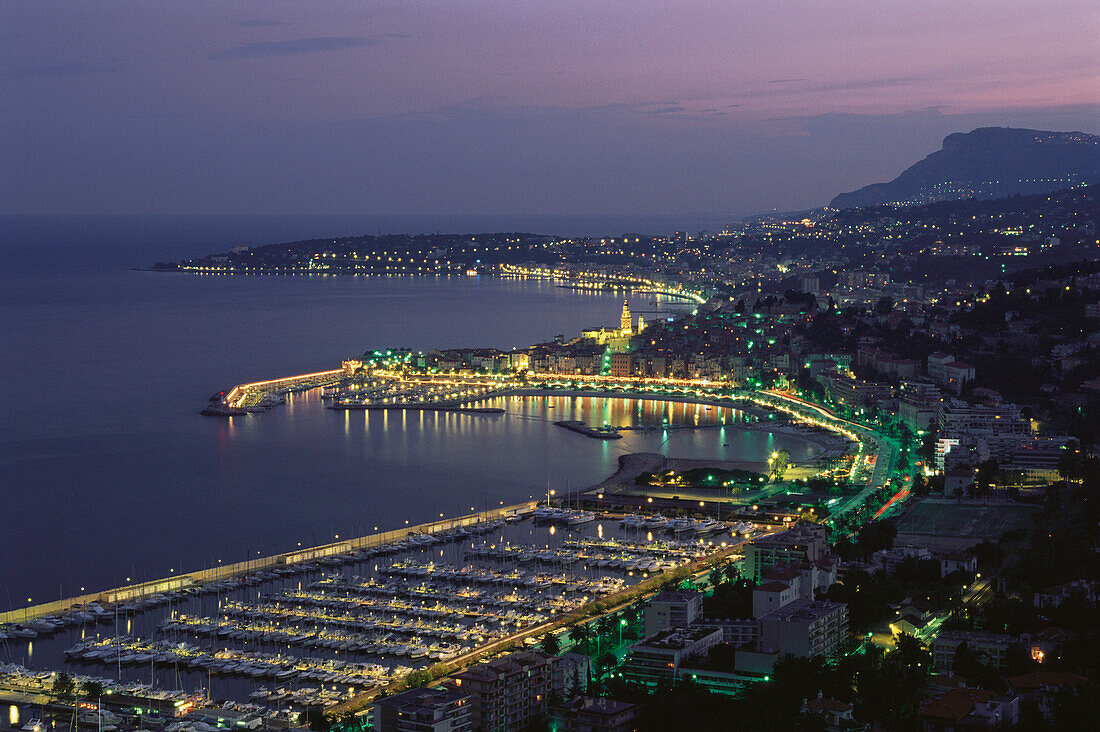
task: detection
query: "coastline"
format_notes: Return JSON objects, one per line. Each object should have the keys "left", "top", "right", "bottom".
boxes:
{"left": 496, "top": 387, "right": 769, "bottom": 418}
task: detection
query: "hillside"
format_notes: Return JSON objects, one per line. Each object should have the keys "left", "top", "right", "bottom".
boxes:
{"left": 830, "top": 127, "right": 1100, "bottom": 209}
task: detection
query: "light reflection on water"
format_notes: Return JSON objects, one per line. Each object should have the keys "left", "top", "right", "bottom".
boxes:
{"left": 0, "top": 264, "right": 711, "bottom": 593}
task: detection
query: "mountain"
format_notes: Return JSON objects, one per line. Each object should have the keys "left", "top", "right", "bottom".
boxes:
{"left": 830, "top": 127, "right": 1100, "bottom": 210}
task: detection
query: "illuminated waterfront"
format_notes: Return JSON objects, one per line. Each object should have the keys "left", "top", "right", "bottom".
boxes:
{"left": 4, "top": 514, "right": 743, "bottom": 714}
{"left": 0, "top": 244, "right": 812, "bottom": 613}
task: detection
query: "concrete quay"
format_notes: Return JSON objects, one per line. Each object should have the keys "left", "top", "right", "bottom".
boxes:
{"left": 0, "top": 501, "right": 537, "bottom": 625}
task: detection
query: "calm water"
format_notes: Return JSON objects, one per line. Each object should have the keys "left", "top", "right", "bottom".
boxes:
{"left": 0, "top": 216, "right": 797, "bottom": 611}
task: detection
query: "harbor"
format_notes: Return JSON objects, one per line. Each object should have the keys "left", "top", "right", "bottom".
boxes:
{"left": 2, "top": 511, "right": 754, "bottom": 715}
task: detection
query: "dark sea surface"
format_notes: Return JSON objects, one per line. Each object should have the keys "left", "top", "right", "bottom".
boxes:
{"left": 0, "top": 215, "right": 805, "bottom": 612}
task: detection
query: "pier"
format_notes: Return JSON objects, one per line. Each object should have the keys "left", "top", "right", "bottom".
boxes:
{"left": 209, "top": 368, "right": 346, "bottom": 413}
{"left": 554, "top": 419, "right": 623, "bottom": 439}
{"left": 329, "top": 402, "right": 505, "bottom": 414}
{"left": 0, "top": 501, "right": 536, "bottom": 625}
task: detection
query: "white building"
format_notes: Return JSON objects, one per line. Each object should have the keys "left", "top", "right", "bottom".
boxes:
{"left": 758, "top": 599, "right": 850, "bottom": 659}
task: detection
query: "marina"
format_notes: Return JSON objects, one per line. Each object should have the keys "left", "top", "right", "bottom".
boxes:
{"left": 2, "top": 512, "right": 748, "bottom": 714}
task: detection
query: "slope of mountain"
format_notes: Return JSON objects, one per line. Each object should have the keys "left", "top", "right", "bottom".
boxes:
{"left": 830, "top": 127, "right": 1100, "bottom": 210}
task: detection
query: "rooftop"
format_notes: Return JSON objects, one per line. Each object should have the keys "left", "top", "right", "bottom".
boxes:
{"left": 454, "top": 650, "right": 551, "bottom": 681}
{"left": 651, "top": 589, "right": 704, "bottom": 603}
{"left": 761, "top": 599, "right": 846, "bottom": 622}
{"left": 920, "top": 688, "right": 995, "bottom": 722}
{"left": 636, "top": 625, "right": 721, "bottom": 650}
{"left": 1007, "top": 671, "right": 1087, "bottom": 692}
{"left": 552, "top": 695, "right": 638, "bottom": 716}
{"left": 373, "top": 685, "right": 470, "bottom": 711}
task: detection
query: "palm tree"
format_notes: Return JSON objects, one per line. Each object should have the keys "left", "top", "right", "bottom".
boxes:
{"left": 539, "top": 633, "right": 561, "bottom": 656}
{"left": 593, "top": 616, "right": 615, "bottom": 655}
{"left": 569, "top": 623, "right": 594, "bottom": 655}
{"left": 597, "top": 652, "right": 618, "bottom": 681}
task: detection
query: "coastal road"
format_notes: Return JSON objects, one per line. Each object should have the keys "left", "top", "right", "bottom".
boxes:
{"left": 755, "top": 391, "right": 897, "bottom": 522}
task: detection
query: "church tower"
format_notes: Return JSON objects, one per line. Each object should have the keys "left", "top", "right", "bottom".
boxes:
{"left": 620, "top": 298, "right": 633, "bottom": 335}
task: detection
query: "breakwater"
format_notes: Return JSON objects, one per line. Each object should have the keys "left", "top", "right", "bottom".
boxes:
{"left": 0, "top": 501, "right": 537, "bottom": 625}
{"left": 329, "top": 402, "right": 505, "bottom": 414}
{"left": 554, "top": 419, "right": 623, "bottom": 439}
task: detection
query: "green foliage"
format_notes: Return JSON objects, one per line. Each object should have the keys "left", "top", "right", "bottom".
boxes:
{"left": 1054, "top": 680, "right": 1100, "bottom": 729}
{"left": 539, "top": 633, "right": 561, "bottom": 656}
{"left": 402, "top": 669, "right": 433, "bottom": 689}
{"left": 305, "top": 709, "right": 331, "bottom": 732}
{"left": 702, "top": 577, "right": 755, "bottom": 619}
{"left": 80, "top": 680, "right": 104, "bottom": 700}
{"left": 770, "top": 448, "right": 791, "bottom": 481}
{"left": 51, "top": 672, "right": 75, "bottom": 701}
{"left": 568, "top": 622, "right": 595, "bottom": 655}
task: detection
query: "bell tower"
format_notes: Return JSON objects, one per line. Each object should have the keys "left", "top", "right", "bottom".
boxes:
{"left": 620, "top": 298, "right": 633, "bottom": 334}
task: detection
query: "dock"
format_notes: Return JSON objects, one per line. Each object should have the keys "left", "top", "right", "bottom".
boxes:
{"left": 0, "top": 501, "right": 536, "bottom": 625}
{"left": 554, "top": 420, "right": 623, "bottom": 439}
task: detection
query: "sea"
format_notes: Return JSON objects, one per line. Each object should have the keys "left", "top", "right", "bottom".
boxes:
{"left": 0, "top": 214, "right": 813, "bottom": 612}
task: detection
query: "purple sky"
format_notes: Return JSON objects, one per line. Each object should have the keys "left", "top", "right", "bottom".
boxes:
{"left": 2, "top": 1, "right": 1098, "bottom": 216}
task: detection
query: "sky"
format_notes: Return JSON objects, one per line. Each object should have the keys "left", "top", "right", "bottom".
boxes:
{"left": 2, "top": 0, "right": 1098, "bottom": 218}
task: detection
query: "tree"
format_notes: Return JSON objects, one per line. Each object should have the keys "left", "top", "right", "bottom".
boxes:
{"left": 595, "top": 615, "right": 615, "bottom": 650}
{"left": 1053, "top": 679, "right": 1100, "bottom": 728}
{"left": 974, "top": 459, "right": 999, "bottom": 498}
{"left": 770, "top": 448, "right": 791, "bottom": 481}
{"left": 51, "top": 672, "right": 75, "bottom": 702}
{"left": 568, "top": 623, "right": 594, "bottom": 655}
{"left": 1058, "top": 439, "right": 1085, "bottom": 483}
{"left": 891, "top": 633, "right": 931, "bottom": 680}
{"left": 911, "top": 473, "right": 928, "bottom": 497}
{"left": 402, "top": 669, "right": 433, "bottom": 688}
{"left": 875, "top": 296, "right": 895, "bottom": 315}
{"left": 80, "top": 680, "right": 104, "bottom": 701}
{"left": 539, "top": 632, "right": 561, "bottom": 655}
{"left": 564, "top": 666, "right": 582, "bottom": 699}
{"left": 858, "top": 633, "right": 931, "bottom": 727}
{"left": 306, "top": 710, "right": 331, "bottom": 732}
{"left": 597, "top": 652, "right": 618, "bottom": 680}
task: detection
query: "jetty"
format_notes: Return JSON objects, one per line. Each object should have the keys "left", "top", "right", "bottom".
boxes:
{"left": 554, "top": 420, "right": 623, "bottom": 439}
{"left": 0, "top": 502, "right": 536, "bottom": 625}
{"left": 329, "top": 402, "right": 505, "bottom": 414}
{"left": 203, "top": 368, "right": 345, "bottom": 415}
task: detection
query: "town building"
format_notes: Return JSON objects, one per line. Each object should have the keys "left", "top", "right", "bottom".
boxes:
{"left": 621, "top": 626, "right": 723, "bottom": 687}
{"left": 692, "top": 617, "right": 759, "bottom": 648}
{"left": 872, "top": 546, "right": 932, "bottom": 575}
{"left": 608, "top": 353, "right": 633, "bottom": 378}
{"left": 644, "top": 589, "right": 703, "bottom": 637}
{"left": 372, "top": 686, "right": 472, "bottom": 732}
{"left": 1032, "top": 579, "right": 1099, "bottom": 610}
{"left": 918, "top": 688, "right": 1019, "bottom": 730}
{"left": 898, "top": 380, "right": 943, "bottom": 432}
{"left": 547, "top": 696, "right": 640, "bottom": 732}
{"left": 824, "top": 375, "right": 894, "bottom": 408}
{"left": 757, "top": 599, "right": 850, "bottom": 659}
{"left": 940, "top": 552, "right": 977, "bottom": 578}
{"left": 451, "top": 651, "right": 563, "bottom": 732}
{"left": 1007, "top": 672, "right": 1086, "bottom": 722}
{"left": 932, "top": 631, "right": 1015, "bottom": 675}
{"left": 802, "top": 692, "right": 855, "bottom": 729}
{"left": 744, "top": 524, "right": 829, "bottom": 581}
